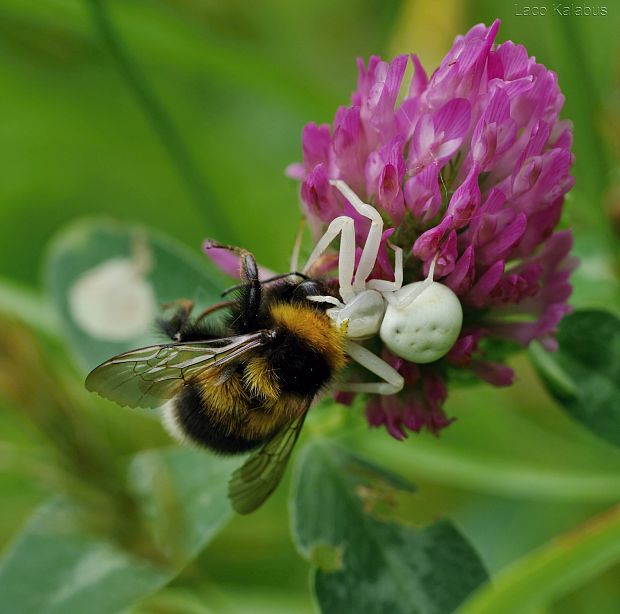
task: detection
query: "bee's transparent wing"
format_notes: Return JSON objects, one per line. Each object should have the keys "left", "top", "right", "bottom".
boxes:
{"left": 229, "top": 411, "right": 309, "bottom": 514}
{"left": 85, "top": 332, "right": 267, "bottom": 409}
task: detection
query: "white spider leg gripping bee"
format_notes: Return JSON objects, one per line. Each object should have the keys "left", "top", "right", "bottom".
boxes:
{"left": 301, "top": 180, "right": 463, "bottom": 375}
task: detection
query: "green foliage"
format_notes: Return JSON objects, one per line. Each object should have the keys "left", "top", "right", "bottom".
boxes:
{"left": 45, "top": 219, "right": 224, "bottom": 370}
{"left": 0, "top": 213, "right": 241, "bottom": 612}
{"left": 0, "top": 449, "right": 234, "bottom": 614}
{"left": 291, "top": 441, "right": 488, "bottom": 613}
{"left": 0, "top": 500, "right": 168, "bottom": 614}
{"left": 1, "top": 0, "right": 620, "bottom": 612}
{"left": 531, "top": 311, "right": 620, "bottom": 448}
{"left": 459, "top": 503, "right": 620, "bottom": 614}
{"left": 127, "top": 448, "right": 236, "bottom": 563}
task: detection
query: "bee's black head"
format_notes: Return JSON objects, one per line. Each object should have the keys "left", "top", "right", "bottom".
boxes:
{"left": 292, "top": 279, "right": 327, "bottom": 300}
{"left": 262, "top": 275, "right": 332, "bottom": 305}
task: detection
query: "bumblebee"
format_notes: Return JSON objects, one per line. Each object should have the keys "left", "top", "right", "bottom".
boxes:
{"left": 86, "top": 243, "right": 346, "bottom": 514}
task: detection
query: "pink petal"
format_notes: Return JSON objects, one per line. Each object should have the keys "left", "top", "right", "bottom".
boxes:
{"left": 427, "top": 230, "right": 458, "bottom": 277}
{"left": 434, "top": 98, "right": 471, "bottom": 140}
{"left": 447, "top": 165, "right": 481, "bottom": 228}
{"left": 404, "top": 165, "right": 442, "bottom": 219}
{"left": 435, "top": 138, "right": 464, "bottom": 161}
{"left": 412, "top": 215, "right": 453, "bottom": 261}
{"left": 466, "top": 260, "right": 505, "bottom": 307}
{"left": 477, "top": 212, "right": 528, "bottom": 265}
{"left": 444, "top": 245, "right": 476, "bottom": 295}
{"left": 302, "top": 122, "right": 331, "bottom": 169}
{"left": 473, "top": 361, "right": 515, "bottom": 386}
{"left": 285, "top": 163, "right": 306, "bottom": 180}
{"left": 300, "top": 163, "right": 339, "bottom": 222}
{"left": 413, "top": 114, "right": 435, "bottom": 156}
{"left": 409, "top": 54, "right": 428, "bottom": 97}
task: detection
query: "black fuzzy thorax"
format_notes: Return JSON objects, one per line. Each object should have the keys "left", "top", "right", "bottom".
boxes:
{"left": 164, "top": 275, "right": 338, "bottom": 454}
{"left": 262, "top": 325, "right": 333, "bottom": 397}
{"left": 227, "top": 277, "right": 335, "bottom": 334}
{"left": 232, "top": 277, "right": 336, "bottom": 395}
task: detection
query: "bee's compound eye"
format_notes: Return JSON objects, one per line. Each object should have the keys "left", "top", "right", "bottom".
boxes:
{"left": 379, "top": 281, "right": 463, "bottom": 363}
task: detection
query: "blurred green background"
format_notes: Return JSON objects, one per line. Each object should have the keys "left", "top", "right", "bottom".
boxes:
{"left": 1, "top": 1, "right": 620, "bottom": 612}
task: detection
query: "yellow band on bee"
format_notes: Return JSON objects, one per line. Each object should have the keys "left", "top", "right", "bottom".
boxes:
{"left": 243, "top": 355, "right": 281, "bottom": 402}
{"left": 268, "top": 302, "right": 347, "bottom": 371}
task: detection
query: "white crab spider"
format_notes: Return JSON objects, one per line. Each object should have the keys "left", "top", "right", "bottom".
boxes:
{"left": 297, "top": 180, "right": 463, "bottom": 395}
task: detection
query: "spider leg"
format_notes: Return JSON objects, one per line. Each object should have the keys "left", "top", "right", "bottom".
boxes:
{"left": 366, "top": 242, "right": 403, "bottom": 293}
{"left": 334, "top": 340, "right": 404, "bottom": 395}
{"left": 306, "top": 295, "right": 343, "bottom": 308}
{"left": 302, "top": 216, "right": 356, "bottom": 303}
{"left": 329, "top": 180, "right": 384, "bottom": 292}
{"left": 385, "top": 253, "right": 438, "bottom": 308}
{"left": 158, "top": 299, "right": 194, "bottom": 341}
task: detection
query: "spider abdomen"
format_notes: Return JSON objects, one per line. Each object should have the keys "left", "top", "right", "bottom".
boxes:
{"left": 380, "top": 281, "right": 463, "bottom": 363}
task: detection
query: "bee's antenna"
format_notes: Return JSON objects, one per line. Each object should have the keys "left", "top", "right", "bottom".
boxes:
{"left": 221, "top": 272, "right": 309, "bottom": 297}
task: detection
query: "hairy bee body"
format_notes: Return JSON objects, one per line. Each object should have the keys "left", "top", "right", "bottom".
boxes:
{"left": 86, "top": 246, "right": 347, "bottom": 513}
{"left": 166, "top": 298, "right": 346, "bottom": 453}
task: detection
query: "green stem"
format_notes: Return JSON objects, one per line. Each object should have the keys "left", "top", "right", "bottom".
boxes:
{"left": 85, "top": 0, "right": 234, "bottom": 240}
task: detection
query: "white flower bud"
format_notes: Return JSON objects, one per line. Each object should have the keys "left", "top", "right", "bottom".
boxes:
{"left": 69, "top": 254, "right": 156, "bottom": 342}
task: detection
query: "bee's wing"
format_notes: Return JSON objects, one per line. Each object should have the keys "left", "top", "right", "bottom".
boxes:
{"left": 228, "top": 410, "right": 309, "bottom": 514}
{"left": 85, "top": 331, "right": 267, "bottom": 409}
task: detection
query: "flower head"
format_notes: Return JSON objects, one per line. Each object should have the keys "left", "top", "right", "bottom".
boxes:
{"left": 288, "top": 20, "right": 576, "bottom": 438}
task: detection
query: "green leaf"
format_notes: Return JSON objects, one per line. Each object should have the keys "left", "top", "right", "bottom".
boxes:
{"left": 569, "top": 235, "right": 620, "bottom": 315}
{"left": 291, "top": 441, "right": 488, "bottom": 614}
{"left": 45, "top": 219, "right": 224, "bottom": 371}
{"left": 127, "top": 447, "right": 236, "bottom": 562}
{"left": 346, "top": 382, "right": 620, "bottom": 502}
{"left": 0, "top": 500, "right": 168, "bottom": 614}
{"left": 0, "top": 276, "right": 60, "bottom": 336}
{"left": 531, "top": 310, "right": 620, "bottom": 448}
{"left": 0, "top": 447, "right": 234, "bottom": 614}
{"left": 458, "top": 504, "right": 620, "bottom": 614}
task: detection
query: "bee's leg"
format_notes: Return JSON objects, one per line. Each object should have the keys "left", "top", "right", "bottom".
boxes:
{"left": 203, "top": 241, "right": 258, "bottom": 283}
{"left": 334, "top": 340, "right": 404, "bottom": 395}
{"left": 204, "top": 241, "right": 261, "bottom": 330}
{"left": 160, "top": 298, "right": 194, "bottom": 314}
{"left": 194, "top": 300, "right": 236, "bottom": 323}
{"left": 159, "top": 299, "right": 232, "bottom": 342}
{"left": 158, "top": 299, "right": 195, "bottom": 342}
